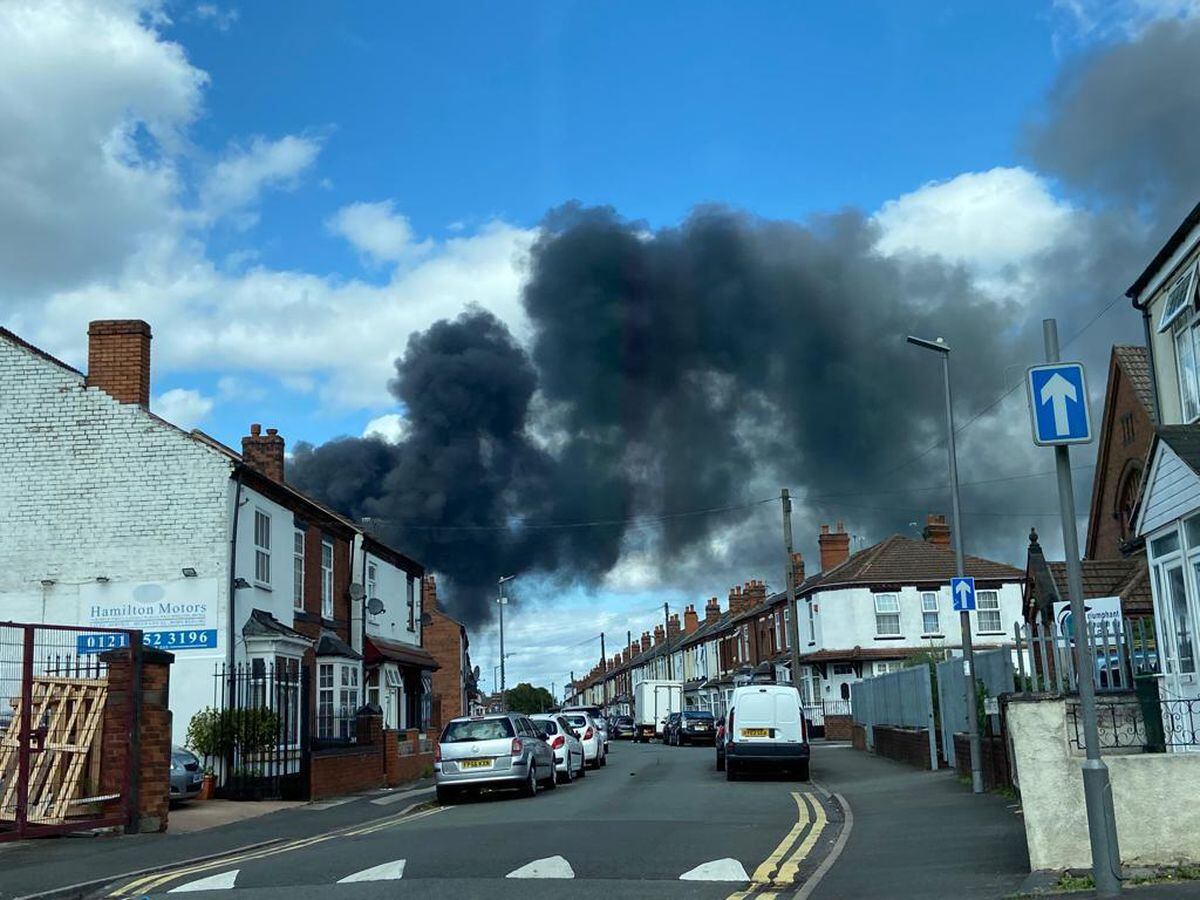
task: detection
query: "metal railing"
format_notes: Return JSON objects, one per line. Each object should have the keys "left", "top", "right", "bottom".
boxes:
{"left": 1013, "top": 617, "right": 1159, "bottom": 694}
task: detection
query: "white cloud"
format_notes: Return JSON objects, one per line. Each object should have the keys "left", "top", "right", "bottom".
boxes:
{"left": 153, "top": 387, "right": 213, "bottom": 429}
{"left": 194, "top": 3, "right": 239, "bottom": 31}
{"left": 198, "top": 134, "right": 323, "bottom": 227}
{"left": 327, "top": 200, "right": 433, "bottom": 265}
{"left": 363, "top": 413, "right": 409, "bottom": 443}
{"left": 1054, "top": 0, "right": 1200, "bottom": 42}
{"left": 872, "top": 167, "right": 1078, "bottom": 297}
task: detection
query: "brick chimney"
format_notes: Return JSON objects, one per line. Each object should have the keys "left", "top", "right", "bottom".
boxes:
{"left": 242, "top": 424, "right": 286, "bottom": 482}
{"left": 705, "top": 596, "right": 721, "bottom": 623}
{"left": 622, "top": 647, "right": 631, "bottom": 663}
{"left": 791, "top": 552, "right": 806, "bottom": 588}
{"left": 667, "top": 613, "right": 681, "bottom": 642}
{"left": 744, "top": 579, "right": 767, "bottom": 609}
{"left": 87, "top": 319, "right": 152, "bottom": 407}
{"left": 653, "top": 624, "right": 665, "bottom": 645}
{"left": 422, "top": 575, "right": 439, "bottom": 613}
{"left": 640, "top": 632, "right": 652, "bottom": 653}
{"left": 684, "top": 604, "right": 699, "bottom": 634}
{"left": 819, "top": 522, "right": 851, "bottom": 571}
{"left": 922, "top": 513, "right": 951, "bottom": 550}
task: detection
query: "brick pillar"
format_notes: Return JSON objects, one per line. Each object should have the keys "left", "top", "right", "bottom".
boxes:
{"left": 100, "top": 645, "right": 174, "bottom": 834}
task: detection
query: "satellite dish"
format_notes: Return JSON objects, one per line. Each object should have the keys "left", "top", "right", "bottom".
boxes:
{"left": 349, "top": 583, "right": 366, "bottom": 601}
{"left": 366, "top": 597, "right": 386, "bottom": 615}
{"left": 420, "top": 612, "right": 433, "bottom": 625}
{"left": 473, "top": 665, "right": 481, "bottom": 681}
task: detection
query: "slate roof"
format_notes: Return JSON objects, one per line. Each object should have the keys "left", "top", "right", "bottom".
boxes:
{"left": 315, "top": 630, "right": 362, "bottom": 660}
{"left": 800, "top": 535, "right": 1022, "bottom": 594}
{"left": 243, "top": 608, "right": 310, "bottom": 642}
{"left": 1158, "top": 425, "right": 1200, "bottom": 477}
{"left": 1113, "top": 345, "right": 1156, "bottom": 424}
{"left": 364, "top": 635, "right": 439, "bottom": 670}
{"left": 1044, "top": 559, "right": 1153, "bottom": 616}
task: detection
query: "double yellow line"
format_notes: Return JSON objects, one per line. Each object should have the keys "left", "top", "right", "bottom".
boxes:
{"left": 728, "top": 791, "right": 828, "bottom": 900}
{"left": 108, "top": 803, "right": 445, "bottom": 897}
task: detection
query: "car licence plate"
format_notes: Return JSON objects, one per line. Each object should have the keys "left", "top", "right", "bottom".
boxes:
{"left": 741, "top": 728, "right": 770, "bottom": 738}
{"left": 460, "top": 759, "right": 492, "bottom": 770}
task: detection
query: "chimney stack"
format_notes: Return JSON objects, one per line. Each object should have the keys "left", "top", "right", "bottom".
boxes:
{"left": 653, "top": 624, "right": 665, "bottom": 645}
{"left": 242, "top": 423, "right": 286, "bottom": 482}
{"left": 923, "top": 513, "right": 952, "bottom": 550}
{"left": 791, "top": 552, "right": 806, "bottom": 589}
{"left": 705, "top": 596, "right": 721, "bottom": 623}
{"left": 819, "top": 521, "right": 851, "bottom": 571}
{"left": 87, "top": 320, "right": 152, "bottom": 407}
{"left": 640, "top": 632, "right": 652, "bottom": 653}
{"left": 422, "top": 575, "right": 438, "bottom": 613}
{"left": 684, "top": 604, "right": 700, "bottom": 634}
{"left": 667, "top": 613, "right": 681, "bottom": 642}
{"left": 622, "top": 646, "right": 631, "bottom": 663}
{"left": 744, "top": 579, "right": 767, "bottom": 609}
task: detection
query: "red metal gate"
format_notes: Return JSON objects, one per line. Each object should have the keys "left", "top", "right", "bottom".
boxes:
{"left": 0, "top": 622, "right": 140, "bottom": 840}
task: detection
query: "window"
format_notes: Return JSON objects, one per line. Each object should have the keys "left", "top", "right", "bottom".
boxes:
{"left": 407, "top": 576, "right": 416, "bottom": 631}
{"left": 874, "top": 593, "right": 900, "bottom": 636}
{"left": 807, "top": 600, "right": 815, "bottom": 642}
{"left": 253, "top": 510, "right": 271, "bottom": 585}
{"left": 1174, "top": 315, "right": 1200, "bottom": 422}
{"left": 774, "top": 611, "right": 783, "bottom": 653}
{"left": 874, "top": 661, "right": 901, "bottom": 676}
{"left": 740, "top": 625, "right": 749, "bottom": 661}
{"left": 366, "top": 562, "right": 378, "bottom": 624}
{"left": 318, "top": 663, "right": 334, "bottom": 738}
{"left": 317, "top": 660, "right": 361, "bottom": 739}
{"left": 292, "top": 529, "right": 305, "bottom": 610}
{"left": 1158, "top": 260, "right": 1197, "bottom": 333}
{"left": 832, "top": 663, "right": 854, "bottom": 676}
{"left": 977, "top": 590, "right": 1002, "bottom": 633}
{"left": 321, "top": 540, "right": 334, "bottom": 619}
{"left": 921, "top": 592, "right": 940, "bottom": 635}
{"left": 1120, "top": 411, "right": 1135, "bottom": 447}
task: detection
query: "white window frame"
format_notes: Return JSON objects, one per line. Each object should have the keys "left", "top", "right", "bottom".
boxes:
{"left": 1149, "top": 521, "right": 1197, "bottom": 678}
{"left": 1158, "top": 260, "right": 1198, "bottom": 333}
{"left": 807, "top": 599, "right": 815, "bottom": 642}
{"left": 976, "top": 590, "right": 1002, "bottom": 633}
{"left": 832, "top": 662, "right": 854, "bottom": 676}
{"left": 921, "top": 591, "right": 940, "bottom": 636}
{"left": 253, "top": 509, "right": 271, "bottom": 587}
{"left": 874, "top": 593, "right": 901, "bottom": 636}
{"left": 317, "top": 658, "right": 362, "bottom": 740}
{"left": 366, "top": 561, "right": 378, "bottom": 625}
{"left": 873, "top": 661, "right": 901, "bottom": 677}
{"left": 407, "top": 576, "right": 416, "bottom": 632}
{"left": 321, "top": 540, "right": 335, "bottom": 619}
{"left": 292, "top": 528, "right": 305, "bottom": 610}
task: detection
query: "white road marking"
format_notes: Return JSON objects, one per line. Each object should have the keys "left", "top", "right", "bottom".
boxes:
{"left": 680, "top": 858, "right": 751, "bottom": 882}
{"left": 505, "top": 855, "right": 575, "bottom": 879}
{"left": 168, "top": 870, "right": 239, "bottom": 892}
{"left": 337, "top": 859, "right": 407, "bottom": 883}
{"left": 306, "top": 797, "right": 358, "bottom": 810}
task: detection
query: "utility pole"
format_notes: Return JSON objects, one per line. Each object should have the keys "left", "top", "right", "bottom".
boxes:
{"left": 1043, "top": 319, "right": 1122, "bottom": 896}
{"left": 498, "top": 574, "right": 515, "bottom": 708}
{"left": 664, "top": 602, "right": 673, "bottom": 680}
{"left": 600, "top": 631, "right": 607, "bottom": 713}
{"left": 782, "top": 488, "right": 803, "bottom": 690}
{"left": 906, "top": 335, "right": 984, "bottom": 795}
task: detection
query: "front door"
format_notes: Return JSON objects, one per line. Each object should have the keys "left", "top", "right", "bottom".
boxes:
{"left": 1152, "top": 547, "right": 1200, "bottom": 747}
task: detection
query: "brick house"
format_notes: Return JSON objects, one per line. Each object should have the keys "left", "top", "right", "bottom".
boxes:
{"left": 0, "top": 319, "right": 439, "bottom": 774}
{"left": 420, "top": 575, "right": 478, "bottom": 729}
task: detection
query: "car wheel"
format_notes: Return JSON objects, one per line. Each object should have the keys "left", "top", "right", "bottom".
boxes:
{"left": 795, "top": 761, "right": 810, "bottom": 782}
{"left": 577, "top": 757, "right": 587, "bottom": 778}
{"left": 543, "top": 763, "right": 557, "bottom": 790}
{"left": 436, "top": 785, "right": 457, "bottom": 805}
{"left": 557, "top": 761, "right": 574, "bottom": 785}
{"left": 726, "top": 760, "right": 737, "bottom": 781}
{"left": 716, "top": 752, "right": 725, "bottom": 772}
{"left": 521, "top": 766, "right": 537, "bottom": 798}
{"left": 599, "top": 752, "right": 607, "bottom": 767}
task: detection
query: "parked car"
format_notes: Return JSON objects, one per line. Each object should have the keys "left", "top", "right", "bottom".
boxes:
{"left": 563, "top": 705, "right": 609, "bottom": 750}
{"left": 662, "top": 712, "right": 682, "bottom": 744}
{"left": 531, "top": 713, "right": 586, "bottom": 784}
{"left": 561, "top": 711, "right": 607, "bottom": 768}
{"left": 715, "top": 714, "right": 727, "bottom": 770}
{"left": 723, "top": 684, "right": 810, "bottom": 781}
{"left": 435, "top": 713, "right": 557, "bottom": 802}
{"left": 673, "top": 709, "right": 717, "bottom": 745}
{"left": 169, "top": 746, "right": 204, "bottom": 802}
{"left": 611, "top": 715, "right": 635, "bottom": 739}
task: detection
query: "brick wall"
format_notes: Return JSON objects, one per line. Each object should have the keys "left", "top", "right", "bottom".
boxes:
{"left": 311, "top": 727, "right": 434, "bottom": 799}
{"left": 100, "top": 645, "right": 174, "bottom": 833}
{"left": 872, "top": 725, "right": 935, "bottom": 770}
{"left": 851, "top": 723, "right": 867, "bottom": 751}
{"left": 86, "top": 320, "right": 151, "bottom": 407}
{"left": 825, "top": 714, "right": 854, "bottom": 742}
{"left": 385, "top": 728, "right": 435, "bottom": 787}
{"left": 422, "top": 577, "right": 465, "bottom": 728}
{"left": 953, "top": 732, "right": 1013, "bottom": 790}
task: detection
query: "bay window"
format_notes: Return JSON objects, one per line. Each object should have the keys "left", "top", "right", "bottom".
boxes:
{"left": 317, "top": 660, "right": 361, "bottom": 740}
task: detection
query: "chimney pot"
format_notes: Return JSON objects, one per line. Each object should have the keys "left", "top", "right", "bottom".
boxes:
{"left": 242, "top": 423, "right": 286, "bottom": 482}
{"left": 86, "top": 319, "right": 152, "bottom": 407}
{"left": 922, "top": 512, "right": 952, "bottom": 550}
{"left": 819, "top": 520, "right": 852, "bottom": 571}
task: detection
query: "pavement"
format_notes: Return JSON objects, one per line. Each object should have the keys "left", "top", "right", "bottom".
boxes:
{"left": 168, "top": 801, "right": 307, "bottom": 835}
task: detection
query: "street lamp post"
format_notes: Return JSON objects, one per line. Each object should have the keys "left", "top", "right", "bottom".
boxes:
{"left": 498, "top": 575, "right": 516, "bottom": 708}
{"left": 906, "top": 334, "right": 984, "bottom": 795}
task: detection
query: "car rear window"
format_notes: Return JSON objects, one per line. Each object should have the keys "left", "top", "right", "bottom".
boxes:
{"left": 441, "top": 719, "right": 515, "bottom": 742}
{"left": 683, "top": 711, "right": 713, "bottom": 720}
{"left": 539, "top": 719, "right": 559, "bottom": 734}
{"left": 565, "top": 715, "right": 588, "bottom": 727}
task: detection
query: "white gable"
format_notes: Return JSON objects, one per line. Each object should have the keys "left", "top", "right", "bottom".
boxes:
{"left": 1137, "top": 438, "right": 1200, "bottom": 536}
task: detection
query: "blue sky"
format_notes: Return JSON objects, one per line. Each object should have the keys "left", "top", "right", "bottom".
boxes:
{"left": 0, "top": 0, "right": 1172, "bottom": 690}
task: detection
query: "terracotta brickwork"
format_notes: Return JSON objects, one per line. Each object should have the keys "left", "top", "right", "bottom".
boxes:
{"left": 422, "top": 576, "right": 466, "bottom": 728}
{"left": 953, "top": 732, "right": 1012, "bottom": 790}
{"left": 100, "top": 645, "right": 174, "bottom": 833}
{"left": 824, "top": 714, "right": 854, "bottom": 742}
{"left": 241, "top": 424, "right": 286, "bottom": 482}
{"left": 86, "top": 320, "right": 151, "bottom": 407}
{"left": 872, "top": 725, "right": 936, "bottom": 770}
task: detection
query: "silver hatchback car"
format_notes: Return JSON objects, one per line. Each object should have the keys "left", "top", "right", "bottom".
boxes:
{"left": 435, "top": 713, "right": 557, "bottom": 803}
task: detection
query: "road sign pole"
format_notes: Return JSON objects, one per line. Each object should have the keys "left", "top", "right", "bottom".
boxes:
{"left": 1043, "top": 318, "right": 1122, "bottom": 897}
{"left": 939, "top": 349, "right": 984, "bottom": 796}
{"left": 782, "top": 489, "right": 804, "bottom": 693}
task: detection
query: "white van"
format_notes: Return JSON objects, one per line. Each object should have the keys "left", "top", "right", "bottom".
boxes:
{"left": 722, "top": 683, "right": 810, "bottom": 781}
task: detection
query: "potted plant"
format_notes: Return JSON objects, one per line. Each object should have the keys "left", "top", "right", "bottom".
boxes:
{"left": 185, "top": 707, "right": 224, "bottom": 800}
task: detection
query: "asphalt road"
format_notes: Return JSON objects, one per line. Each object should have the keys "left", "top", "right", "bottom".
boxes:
{"left": 102, "top": 740, "right": 842, "bottom": 900}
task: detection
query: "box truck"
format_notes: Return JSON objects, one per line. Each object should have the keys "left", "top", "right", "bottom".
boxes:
{"left": 633, "top": 680, "right": 682, "bottom": 742}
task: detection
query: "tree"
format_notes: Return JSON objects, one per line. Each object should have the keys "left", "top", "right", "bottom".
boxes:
{"left": 505, "top": 682, "right": 554, "bottom": 715}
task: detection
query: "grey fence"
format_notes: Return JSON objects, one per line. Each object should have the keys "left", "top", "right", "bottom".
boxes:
{"left": 851, "top": 664, "right": 937, "bottom": 769}
{"left": 936, "top": 648, "right": 1017, "bottom": 768}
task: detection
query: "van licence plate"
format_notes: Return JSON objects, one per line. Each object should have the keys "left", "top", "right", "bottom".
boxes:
{"left": 460, "top": 759, "right": 492, "bottom": 769}
{"left": 740, "top": 728, "right": 770, "bottom": 738}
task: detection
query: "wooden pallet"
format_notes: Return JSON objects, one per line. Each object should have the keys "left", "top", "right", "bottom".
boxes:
{"left": 0, "top": 677, "right": 108, "bottom": 824}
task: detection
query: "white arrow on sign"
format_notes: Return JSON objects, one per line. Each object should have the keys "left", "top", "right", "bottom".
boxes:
{"left": 1039, "top": 372, "right": 1078, "bottom": 437}
{"left": 954, "top": 581, "right": 972, "bottom": 607}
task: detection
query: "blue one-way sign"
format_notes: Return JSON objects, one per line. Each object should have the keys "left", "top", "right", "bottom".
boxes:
{"left": 951, "top": 576, "right": 976, "bottom": 612}
{"left": 1027, "top": 362, "right": 1092, "bottom": 446}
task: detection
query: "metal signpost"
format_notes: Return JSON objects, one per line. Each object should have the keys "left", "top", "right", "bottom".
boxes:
{"left": 1028, "top": 319, "right": 1120, "bottom": 897}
